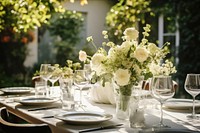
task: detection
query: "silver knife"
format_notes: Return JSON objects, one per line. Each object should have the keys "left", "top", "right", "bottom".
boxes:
{"left": 79, "top": 123, "right": 123, "bottom": 133}
{"left": 28, "top": 106, "right": 59, "bottom": 111}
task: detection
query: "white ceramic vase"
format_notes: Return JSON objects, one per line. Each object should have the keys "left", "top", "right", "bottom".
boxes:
{"left": 90, "top": 81, "right": 116, "bottom": 105}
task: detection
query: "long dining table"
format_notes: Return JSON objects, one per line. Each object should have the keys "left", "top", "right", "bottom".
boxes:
{"left": 0, "top": 87, "right": 200, "bottom": 133}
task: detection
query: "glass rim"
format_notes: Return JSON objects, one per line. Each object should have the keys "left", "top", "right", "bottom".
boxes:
{"left": 153, "top": 75, "right": 172, "bottom": 78}
{"left": 187, "top": 73, "right": 200, "bottom": 75}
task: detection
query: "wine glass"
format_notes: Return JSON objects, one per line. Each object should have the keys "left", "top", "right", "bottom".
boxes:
{"left": 48, "top": 66, "right": 61, "bottom": 97}
{"left": 151, "top": 76, "right": 175, "bottom": 128}
{"left": 73, "top": 70, "right": 89, "bottom": 106}
{"left": 184, "top": 74, "right": 200, "bottom": 119}
{"left": 39, "top": 64, "right": 52, "bottom": 97}
{"left": 83, "top": 63, "right": 92, "bottom": 88}
{"left": 84, "top": 64, "right": 92, "bottom": 81}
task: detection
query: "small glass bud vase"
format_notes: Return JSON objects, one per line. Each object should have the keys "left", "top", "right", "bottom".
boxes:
{"left": 114, "top": 83, "right": 133, "bottom": 120}
{"left": 129, "top": 97, "right": 145, "bottom": 128}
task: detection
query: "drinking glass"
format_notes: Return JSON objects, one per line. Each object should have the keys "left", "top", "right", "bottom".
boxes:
{"left": 35, "top": 79, "right": 46, "bottom": 97}
{"left": 59, "top": 77, "right": 75, "bottom": 110}
{"left": 48, "top": 66, "right": 60, "bottom": 97}
{"left": 184, "top": 74, "right": 200, "bottom": 119}
{"left": 73, "top": 70, "right": 89, "bottom": 106}
{"left": 49, "top": 66, "right": 60, "bottom": 87}
{"left": 39, "top": 64, "right": 52, "bottom": 97}
{"left": 151, "top": 76, "right": 175, "bottom": 128}
{"left": 84, "top": 64, "right": 92, "bottom": 80}
{"left": 83, "top": 63, "right": 92, "bottom": 91}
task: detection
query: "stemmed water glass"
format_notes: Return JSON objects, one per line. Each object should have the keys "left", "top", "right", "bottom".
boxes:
{"left": 48, "top": 66, "right": 61, "bottom": 97}
{"left": 73, "top": 70, "right": 89, "bottom": 106}
{"left": 83, "top": 63, "right": 92, "bottom": 87}
{"left": 184, "top": 74, "right": 200, "bottom": 119}
{"left": 39, "top": 64, "right": 52, "bottom": 97}
{"left": 48, "top": 66, "right": 59, "bottom": 86}
{"left": 151, "top": 76, "right": 175, "bottom": 128}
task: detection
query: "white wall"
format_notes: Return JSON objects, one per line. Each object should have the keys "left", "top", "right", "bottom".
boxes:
{"left": 24, "top": 29, "right": 38, "bottom": 67}
{"left": 63, "top": 0, "right": 113, "bottom": 47}
{"left": 24, "top": 0, "right": 113, "bottom": 67}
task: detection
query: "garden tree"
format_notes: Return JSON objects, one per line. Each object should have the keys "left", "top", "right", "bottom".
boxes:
{"left": 150, "top": 0, "right": 200, "bottom": 98}
{"left": 0, "top": 0, "right": 65, "bottom": 32}
{"left": 0, "top": 0, "right": 87, "bottom": 87}
{"left": 0, "top": 0, "right": 88, "bottom": 32}
{"left": 39, "top": 10, "right": 84, "bottom": 66}
{"left": 106, "top": 0, "right": 152, "bottom": 44}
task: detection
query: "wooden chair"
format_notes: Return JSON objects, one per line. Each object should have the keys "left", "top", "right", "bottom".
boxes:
{"left": 0, "top": 107, "right": 52, "bottom": 133}
{"left": 142, "top": 80, "right": 178, "bottom": 90}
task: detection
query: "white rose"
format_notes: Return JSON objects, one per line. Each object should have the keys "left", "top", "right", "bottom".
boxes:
{"left": 134, "top": 47, "right": 149, "bottom": 62}
{"left": 121, "top": 41, "right": 132, "bottom": 53}
{"left": 91, "top": 53, "right": 106, "bottom": 70}
{"left": 79, "top": 50, "right": 87, "bottom": 62}
{"left": 123, "top": 27, "right": 139, "bottom": 41}
{"left": 114, "top": 68, "right": 131, "bottom": 86}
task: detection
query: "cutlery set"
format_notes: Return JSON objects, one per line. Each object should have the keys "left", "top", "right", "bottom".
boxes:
{"left": 78, "top": 124, "right": 123, "bottom": 133}
{"left": 27, "top": 106, "right": 60, "bottom": 111}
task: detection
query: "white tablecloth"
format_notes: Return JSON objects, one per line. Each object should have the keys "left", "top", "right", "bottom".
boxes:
{"left": 0, "top": 88, "right": 200, "bottom": 133}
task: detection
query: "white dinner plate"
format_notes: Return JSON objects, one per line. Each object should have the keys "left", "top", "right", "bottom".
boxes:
{"left": 54, "top": 112, "right": 113, "bottom": 125}
{"left": 19, "top": 97, "right": 58, "bottom": 106}
{"left": 164, "top": 98, "right": 200, "bottom": 110}
{"left": 1, "top": 87, "right": 33, "bottom": 94}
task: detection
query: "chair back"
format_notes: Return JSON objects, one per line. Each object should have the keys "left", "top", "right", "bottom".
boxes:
{"left": 0, "top": 107, "right": 52, "bottom": 133}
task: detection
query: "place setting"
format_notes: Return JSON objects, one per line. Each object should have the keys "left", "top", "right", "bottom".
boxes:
{"left": 10, "top": 96, "right": 61, "bottom": 113}
{"left": 163, "top": 98, "right": 200, "bottom": 113}
{"left": 0, "top": 87, "right": 34, "bottom": 95}
{"left": 0, "top": 86, "right": 35, "bottom": 103}
{"left": 51, "top": 110, "right": 124, "bottom": 133}
{"left": 54, "top": 111, "right": 113, "bottom": 125}
{"left": 163, "top": 74, "right": 200, "bottom": 118}
{"left": 17, "top": 97, "right": 59, "bottom": 106}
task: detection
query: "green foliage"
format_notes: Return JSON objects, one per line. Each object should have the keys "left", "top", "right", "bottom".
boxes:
{"left": 150, "top": 0, "right": 177, "bottom": 33}
{"left": 176, "top": 0, "right": 200, "bottom": 98}
{"left": 0, "top": 0, "right": 65, "bottom": 32}
{"left": 0, "top": 29, "right": 34, "bottom": 87}
{"left": 47, "top": 10, "right": 84, "bottom": 66}
{"left": 0, "top": 0, "right": 65, "bottom": 87}
{"left": 49, "top": 11, "right": 84, "bottom": 43}
{"left": 150, "top": 0, "right": 200, "bottom": 98}
{"left": 106, "top": 0, "right": 152, "bottom": 44}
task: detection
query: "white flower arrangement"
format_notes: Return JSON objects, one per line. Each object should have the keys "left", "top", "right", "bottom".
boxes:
{"left": 52, "top": 60, "right": 81, "bottom": 79}
{"left": 79, "top": 24, "right": 176, "bottom": 95}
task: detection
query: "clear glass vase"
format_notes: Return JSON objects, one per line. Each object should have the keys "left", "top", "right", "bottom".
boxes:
{"left": 114, "top": 83, "right": 133, "bottom": 120}
{"left": 116, "top": 94, "right": 131, "bottom": 120}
